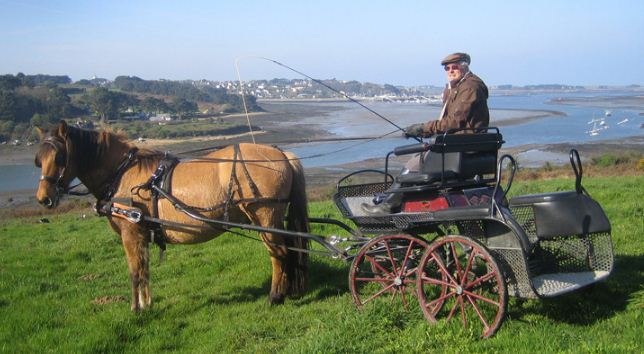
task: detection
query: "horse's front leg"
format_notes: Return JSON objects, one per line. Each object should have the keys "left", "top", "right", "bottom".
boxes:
{"left": 120, "top": 226, "right": 151, "bottom": 311}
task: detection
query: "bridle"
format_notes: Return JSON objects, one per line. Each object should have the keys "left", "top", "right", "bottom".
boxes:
{"left": 38, "top": 137, "right": 75, "bottom": 206}
{"left": 38, "top": 135, "right": 140, "bottom": 208}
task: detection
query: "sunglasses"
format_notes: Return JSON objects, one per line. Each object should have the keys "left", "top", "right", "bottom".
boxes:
{"left": 444, "top": 64, "right": 460, "bottom": 71}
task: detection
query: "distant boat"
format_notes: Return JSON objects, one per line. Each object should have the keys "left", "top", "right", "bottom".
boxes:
{"left": 586, "top": 121, "right": 601, "bottom": 136}
{"left": 617, "top": 118, "right": 629, "bottom": 125}
{"left": 604, "top": 110, "right": 612, "bottom": 117}
{"left": 586, "top": 118, "right": 608, "bottom": 136}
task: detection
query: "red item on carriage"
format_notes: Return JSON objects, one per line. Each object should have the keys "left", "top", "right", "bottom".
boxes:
{"left": 402, "top": 195, "right": 449, "bottom": 212}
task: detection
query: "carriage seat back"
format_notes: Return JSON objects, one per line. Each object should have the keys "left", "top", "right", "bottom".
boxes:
{"left": 509, "top": 191, "right": 611, "bottom": 239}
{"left": 421, "top": 150, "right": 497, "bottom": 179}
{"left": 398, "top": 131, "right": 503, "bottom": 185}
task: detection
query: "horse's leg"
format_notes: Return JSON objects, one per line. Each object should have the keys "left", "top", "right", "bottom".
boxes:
{"left": 120, "top": 226, "right": 151, "bottom": 311}
{"left": 265, "top": 233, "right": 289, "bottom": 305}
{"left": 241, "top": 205, "right": 289, "bottom": 304}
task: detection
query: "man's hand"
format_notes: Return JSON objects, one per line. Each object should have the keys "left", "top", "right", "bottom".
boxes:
{"left": 403, "top": 123, "right": 425, "bottom": 138}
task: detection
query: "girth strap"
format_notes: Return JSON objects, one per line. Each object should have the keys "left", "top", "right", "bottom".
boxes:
{"left": 147, "top": 153, "right": 180, "bottom": 252}
{"left": 223, "top": 144, "right": 262, "bottom": 221}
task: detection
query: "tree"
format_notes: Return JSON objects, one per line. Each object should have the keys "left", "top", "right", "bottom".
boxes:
{"left": 30, "top": 113, "right": 53, "bottom": 127}
{"left": 171, "top": 98, "right": 197, "bottom": 119}
{"left": 45, "top": 87, "right": 72, "bottom": 119}
{"left": 122, "top": 94, "right": 140, "bottom": 113}
{"left": 0, "top": 120, "right": 15, "bottom": 139}
{"left": 141, "top": 97, "right": 169, "bottom": 113}
{"left": 0, "top": 90, "right": 17, "bottom": 121}
{"left": 0, "top": 75, "right": 21, "bottom": 91}
{"left": 85, "top": 87, "right": 129, "bottom": 122}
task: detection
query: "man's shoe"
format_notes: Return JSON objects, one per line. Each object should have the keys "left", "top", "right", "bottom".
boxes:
{"left": 361, "top": 202, "right": 394, "bottom": 215}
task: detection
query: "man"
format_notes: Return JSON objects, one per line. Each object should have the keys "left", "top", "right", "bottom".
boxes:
{"left": 361, "top": 52, "right": 490, "bottom": 215}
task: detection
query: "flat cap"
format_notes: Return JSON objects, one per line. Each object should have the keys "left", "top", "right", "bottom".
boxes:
{"left": 441, "top": 52, "right": 471, "bottom": 66}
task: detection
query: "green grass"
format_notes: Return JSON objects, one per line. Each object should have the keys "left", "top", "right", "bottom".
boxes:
{"left": 1, "top": 176, "right": 642, "bottom": 352}
{"left": 109, "top": 120, "right": 249, "bottom": 139}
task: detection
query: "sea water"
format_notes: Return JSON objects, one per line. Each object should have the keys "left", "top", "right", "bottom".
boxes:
{"left": 287, "top": 91, "right": 644, "bottom": 168}
{"left": 0, "top": 164, "right": 40, "bottom": 193}
{"left": 2, "top": 92, "right": 643, "bottom": 192}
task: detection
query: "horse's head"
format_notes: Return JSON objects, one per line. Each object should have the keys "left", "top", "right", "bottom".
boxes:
{"left": 34, "top": 121, "right": 75, "bottom": 208}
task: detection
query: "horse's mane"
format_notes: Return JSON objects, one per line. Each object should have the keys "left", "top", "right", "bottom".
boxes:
{"left": 64, "top": 125, "right": 164, "bottom": 170}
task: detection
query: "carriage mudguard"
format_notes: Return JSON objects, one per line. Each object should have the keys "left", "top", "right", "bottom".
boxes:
{"left": 510, "top": 191, "right": 611, "bottom": 239}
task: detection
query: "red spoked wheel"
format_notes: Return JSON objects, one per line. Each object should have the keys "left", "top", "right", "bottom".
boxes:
{"left": 416, "top": 236, "right": 507, "bottom": 339}
{"left": 349, "top": 234, "right": 429, "bottom": 310}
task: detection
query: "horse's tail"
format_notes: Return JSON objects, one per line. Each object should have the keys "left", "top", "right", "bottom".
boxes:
{"left": 284, "top": 151, "right": 309, "bottom": 296}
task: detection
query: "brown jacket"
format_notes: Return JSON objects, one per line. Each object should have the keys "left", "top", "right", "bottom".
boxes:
{"left": 421, "top": 72, "right": 489, "bottom": 136}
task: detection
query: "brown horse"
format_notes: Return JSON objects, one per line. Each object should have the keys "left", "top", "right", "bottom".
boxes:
{"left": 35, "top": 121, "right": 309, "bottom": 311}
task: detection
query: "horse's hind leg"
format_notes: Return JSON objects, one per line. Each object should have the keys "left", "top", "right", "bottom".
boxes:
{"left": 265, "top": 235, "right": 289, "bottom": 305}
{"left": 241, "top": 205, "right": 289, "bottom": 304}
{"left": 120, "top": 227, "right": 151, "bottom": 311}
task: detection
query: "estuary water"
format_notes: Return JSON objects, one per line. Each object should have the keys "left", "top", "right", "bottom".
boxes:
{"left": 0, "top": 164, "right": 41, "bottom": 193}
{"left": 1, "top": 91, "right": 642, "bottom": 193}
{"left": 285, "top": 91, "right": 644, "bottom": 168}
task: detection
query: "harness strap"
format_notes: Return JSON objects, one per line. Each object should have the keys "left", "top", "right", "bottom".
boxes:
{"left": 102, "top": 148, "right": 139, "bottom": 201}
{"left": 190, "top": 197, "right": 290, "bottom": 213}
{"left": 237, "top": 144, "right": 261, "bottom": 198}
{"left": 222, "top": 145, "right": 264, "bottom": 220}
{"left": 142, "top": 214, "right": 335, "bottom": 257}
{"left": 147, "top": 153, "right": 180, "bottom": 252}
{"left": 223, "top": 145, "right": 240, "bottom": 221}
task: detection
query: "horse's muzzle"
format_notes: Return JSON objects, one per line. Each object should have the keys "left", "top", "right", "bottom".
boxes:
{"left": 39, "top": 196, "right": 55, "bottom": 209}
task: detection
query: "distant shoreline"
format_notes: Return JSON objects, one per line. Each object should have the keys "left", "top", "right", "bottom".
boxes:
{"left": 548, "top": 95, "right": 644, "bottom": 111}
{"left": 0, "top": 100, "right": 611, "bottom": 167}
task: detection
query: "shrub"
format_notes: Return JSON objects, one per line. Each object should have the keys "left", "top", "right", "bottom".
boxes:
{"left": 591, "top": 154, "right": 627, "bottom": 167}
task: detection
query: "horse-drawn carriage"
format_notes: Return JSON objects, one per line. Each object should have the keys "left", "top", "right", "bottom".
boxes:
{"left": 331, "top": 127, "right": 613, "bottom": 338}
{"left": 34, "top": 122, "right": 613, "bottom": 339}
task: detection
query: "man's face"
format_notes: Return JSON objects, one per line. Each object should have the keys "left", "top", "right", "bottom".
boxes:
{"left": 444, "top": 63, "right": 464, "bottom": 84}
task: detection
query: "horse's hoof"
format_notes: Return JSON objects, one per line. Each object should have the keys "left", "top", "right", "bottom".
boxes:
{"left": 131, "top": 303, "right": 142, "bottom": 312}
{"left": 269, "top": 293, "right": 285, "bottom": 305}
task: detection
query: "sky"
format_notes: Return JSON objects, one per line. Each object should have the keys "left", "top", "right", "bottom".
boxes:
{"left": 1, "top": 0, "right": 643, "bottom": 87}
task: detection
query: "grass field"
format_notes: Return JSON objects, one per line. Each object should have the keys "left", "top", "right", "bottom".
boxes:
{"left": 1, "top": 176, "right": 642, "bottom": 353}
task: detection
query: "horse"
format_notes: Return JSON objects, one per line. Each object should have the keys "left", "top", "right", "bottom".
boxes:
{"left": 34, "top": 121, "right": 309, "bottom": 311}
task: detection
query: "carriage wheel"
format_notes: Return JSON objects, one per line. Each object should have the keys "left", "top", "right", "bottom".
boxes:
{"left": 416, "top": 236, "right": 507, "bottom": 339}
{"left": 349, "top": 234, "right": 429, "bottom": 310}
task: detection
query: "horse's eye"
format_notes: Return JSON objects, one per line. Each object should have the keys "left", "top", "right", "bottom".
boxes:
{"left": 35, "top": 157, "right": 42, "bottom": 168}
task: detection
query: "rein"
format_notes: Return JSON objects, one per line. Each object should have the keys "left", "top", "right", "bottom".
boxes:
{"left": 172, "top": 129, "right": 400, "bottom": 163}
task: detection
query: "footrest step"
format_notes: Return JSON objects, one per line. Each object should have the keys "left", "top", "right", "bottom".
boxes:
{"left": 532, "top": 271, "right": 610, "bottom": 297}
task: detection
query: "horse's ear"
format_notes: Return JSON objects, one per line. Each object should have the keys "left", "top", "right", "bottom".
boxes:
{"left": 56, "top": 120, "right": 68, "bottom": 137}
{"left": 34, "top": 126, "right": 45, "bottom": 141}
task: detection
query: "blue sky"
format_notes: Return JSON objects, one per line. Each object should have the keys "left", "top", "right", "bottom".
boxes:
{"left": 1, "top": 0, "right": 642, "bottom": 86}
